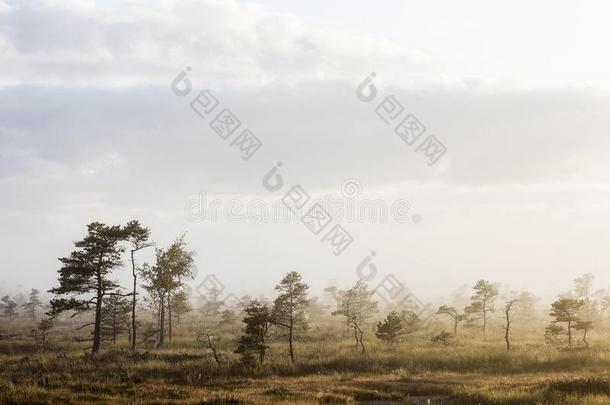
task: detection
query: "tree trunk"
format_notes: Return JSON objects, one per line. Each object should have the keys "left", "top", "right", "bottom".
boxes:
{"left": 288, "top": 293, "right": 295, "bottom": 364}
{"left": 288, "top": 319, "right": 294, "bottom": 364}
{"left": 158, "top": 294, "right": 165, "bottom": 347}
{"left": 208, "top": 335, "right": 220, "bottom": 365}
{"left": 567, "top": 320, "right": 572, "bottom": 347}
{"left": 260, "top": 333, "right": 266, "bottom": 363}
{"left": 168, "top": 294, "right": 173, "bottom": 342}
{"left": 357, "top": 326, "right": 366, "bottom": 353}
{"left": 505, "top": 312, "right": 510, "bottom": 351}
{"left": 454, "top": 318, "right": 458, "bottom": 336}
{"left": 131, "top": 249, "right": 137, "bottom": 351}
{"left": 112, "top": 312, "right": 117, "bottom": 344}
{"left": 583, "top": 329, "right": 589, "bottom": 347}
{"left": 91, "top": 276, "right": 103, "bottom": 354}
{"left": 482, "top": 308, "right": 487, "bottom": 337}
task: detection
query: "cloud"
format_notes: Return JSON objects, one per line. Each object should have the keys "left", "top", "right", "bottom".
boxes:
{"left": 1, "top": 0, "right": 610, "bottom": 297}
{"left": 0, "top": 0, "right": 436, "bottom": 88}
{"left": 1, "top": 82, "right": 609, "bottom": 226}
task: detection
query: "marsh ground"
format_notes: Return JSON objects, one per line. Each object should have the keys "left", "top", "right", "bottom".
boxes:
{"left": 2, "top": 329, "right": 610, "bottom": 404}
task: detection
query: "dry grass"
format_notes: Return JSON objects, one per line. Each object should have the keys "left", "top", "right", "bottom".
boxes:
{"left": 2, "top": 330, "right": 610, "bottom": 404}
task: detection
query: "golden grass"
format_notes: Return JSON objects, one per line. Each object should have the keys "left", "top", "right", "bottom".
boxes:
{"left": 2, "top": 334, "right": 610, "bottom": 404}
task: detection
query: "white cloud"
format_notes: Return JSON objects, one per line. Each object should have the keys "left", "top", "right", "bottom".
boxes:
{"left": 0, "top": 0, "right": 438, "bottom": 88}
{"left": 1, "top": 0, "right": 610, "bottom": 298}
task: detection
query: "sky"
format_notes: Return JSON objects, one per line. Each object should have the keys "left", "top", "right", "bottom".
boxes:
{"left": 1, "top": 0, "right": 610, "bottom": 305}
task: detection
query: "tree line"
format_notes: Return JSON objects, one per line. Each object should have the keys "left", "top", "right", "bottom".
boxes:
{"left": 2, "top": 221, "right": 609, "bottom": 362}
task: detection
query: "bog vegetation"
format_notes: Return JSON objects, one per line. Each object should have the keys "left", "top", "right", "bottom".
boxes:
{"left": 1, "top": 221, "right": 610, "bottom": 404}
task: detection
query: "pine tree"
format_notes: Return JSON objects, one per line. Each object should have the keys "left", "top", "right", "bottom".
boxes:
{"left": 49, "top": 222, "right": 131, "bottom": 354}
{"left": 271, "top": 271, "right": 309, "bottom": 364}
{"left": 332, "top": 280, "right": 378, "bottom": 352}
{"left": 2, "top": 295, "right": 18, "bottom": 320}
{"left": 375, "top": 311, "right": 404, "bottom": 344}
{"left": 574, "top": 320, "right": 593, "bottom": 347}
{"left": 170, "top": 289, "right": 191, "bottom": 328}
{"left": 101, "top": 294, "right": 132, "bottom": 344}
{"left": 31, "top": 317, "right": 53, "bottom": 347}
{"left": 140, "top": 236, "right": 194, "bottom": 347}
{"left": 400, "top": 310, "right": 422, "bottom": 335}
{"left": 23, "top": 289, "right": 43, "bottom": 321}
{"left": 235, "top": 300, "right": 270, "bottom": 364}
{"left": 124, "top": 220, "right": 152, "bottom": 351}
{"left": 549, "top": 298, "right": 584, "bottom": 347}
{"left": 504, "top": 299, "right": 518, "bottom": 351}
{"left": 436, "top": 305, "right": 466, "bottom": 336}
{"left": 464, "top": 280, "right": 498, "bottom": 337}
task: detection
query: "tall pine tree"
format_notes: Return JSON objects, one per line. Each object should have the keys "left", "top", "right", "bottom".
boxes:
{"left": 271, "top": 271, "right": 309, "bottom": 364}
{"left": 49, "top": 222, "right": 130, "bottom": 354}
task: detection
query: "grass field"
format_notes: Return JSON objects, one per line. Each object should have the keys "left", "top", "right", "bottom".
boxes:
{"left": 2, "top": 325, "right": 610, "bottom": 405}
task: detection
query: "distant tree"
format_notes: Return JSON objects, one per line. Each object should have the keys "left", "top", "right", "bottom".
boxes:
{"left": 375, "top": 311, "right": 404, "bottom": 344}
{"left": 163, "top": 236, "right": 194, "bottom": 342}
{"left": 503, "top": 299, "right": 518, "bottom": 351}
{"left": 514, "top": 291, "right": 538, "bottom": 323}
{"left": 574, "top": 273, "right": 595, "bottom": 299}
{"left": 197, "top": 330, "right": 221, "bottom": 365}
{"left": 142, "top": 282, "right": 163, "bottom": 337}
{"left": 140, "top": 260, "right": 168, "bottom": 346}
{"left": 199, "top": 286, "right": 223, "bottom": 324}
{"left": 549, "top": 298, "right": 584, "bottom": 347}
{"left": 400, "top": 310, "right": 422, "bottom": 335}
{"left": 449, "top": 284, "right": 470, "bottom": 310}
{"left": 574, "top": 274, "right": 600, "bottom": 325}
{"left": 271, "top": 271, "right": 309, "bottom": 364}
{"left": 323, "top": 286, "right": 344, "bottom": 307}
{"left": 12, "top": 293, "right": 27, "bottom": 310}
{"left": 235, "top": 300, "right": 270, "bottom": 364}
{"left": 600, "top": 295, "right": 610, "bottom": 321}
{"left": 49, "top": 222, "right": 131, "bottom": 354}
{"left": 236, "top": 295, "right": 253, "bottom": 313}
{"left": 101, "top": 294, "right": 132, "bottom": 344}
{"left": 464, "top": 280, "right": 498, "bottom": 337}
{"left": 124, "top": 220, "right": 152, "bottom": 351}
{"left": 574, "top": 320, "right": 593, "bottom": 347}
{"left": 140, "top": 236, "right": 194, "bottom": 347}
{"left": 2, "top": 295, "right": 18, "bottom": 320}
{"left": 170, "top": 289, "right": 191, "bottom": 327}
{"left": 431, "top": 331, "right": 455, "bottom": 346}
{"left": 436, "top": 305, "right": 467, "bottom": 336}
{"left": 31, "top": 317, "right": 53, "bottom": 348}
{"left": 332, "top": 280, "right": 378, "bottom": 353}
{"left": 307, "top": 296, "right": 331, "bottom": 325}
{"left": 22, "top": 289, "right": 43, "bottom": 321}
{"left": 544, "top": 323, "right": 565, "bottom": 345}
{"left": 217, "top": 308, "right": 239, "bottom": 334}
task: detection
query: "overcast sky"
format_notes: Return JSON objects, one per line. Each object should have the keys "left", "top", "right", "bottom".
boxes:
{"left": 1, "top": 0, "right": 610, "bottom": 304}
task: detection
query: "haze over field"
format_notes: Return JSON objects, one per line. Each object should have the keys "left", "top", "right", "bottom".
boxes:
{"left": 2, "top": 0, "right": 610, "bottom": 302}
